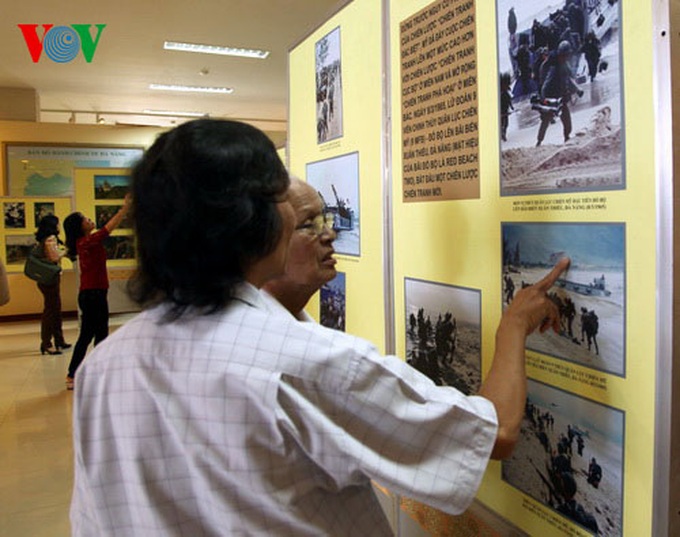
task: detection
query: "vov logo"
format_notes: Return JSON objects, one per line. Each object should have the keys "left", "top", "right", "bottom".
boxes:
{"left": 18, "top": 24, "right": 106, "bottom": 63}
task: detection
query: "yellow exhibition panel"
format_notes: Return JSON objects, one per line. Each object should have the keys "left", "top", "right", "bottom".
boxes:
{"left": 288, "top": 0, "right": 386, "bottom": 352}
{"left": 289, "top": 0, "right": 662, "bottom": 534}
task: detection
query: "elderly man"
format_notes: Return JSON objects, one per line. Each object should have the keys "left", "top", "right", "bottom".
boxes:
{"left": 262, "top": 177, "right": 337, "bottom": 320}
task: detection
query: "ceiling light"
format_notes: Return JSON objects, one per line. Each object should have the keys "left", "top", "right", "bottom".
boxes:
{"left": 149, "top": 84, "right": 234, "bottom": 94}
{"left": 143, "top": 109, "right": 208, "bottom": 117}
{"left": 164, "top": 41, "right": 270, "bottom": 59}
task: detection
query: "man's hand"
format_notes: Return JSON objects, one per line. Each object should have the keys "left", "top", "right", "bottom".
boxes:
{"left": 503, "top": 257, "right": 570, "bottom": 336}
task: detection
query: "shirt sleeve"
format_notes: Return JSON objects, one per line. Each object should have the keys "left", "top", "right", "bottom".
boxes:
{"left": 276, "top": 343, "right": 498, "bottom": 515}
{"left": 80, "top": 227, "right": 110, "bottom": 251}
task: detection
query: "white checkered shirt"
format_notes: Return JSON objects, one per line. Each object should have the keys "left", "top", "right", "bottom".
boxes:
{"left": 71, "top": 283, "right": 497, "bottom": 536}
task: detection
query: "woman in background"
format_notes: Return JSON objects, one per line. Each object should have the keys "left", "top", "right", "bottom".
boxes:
{"left": 0, "top": 257, "right": 9, "bottom": 307}
{"left": 34, "top": 214, "right": 69, "bottom": 355}
{"left": 63, "top": 196, "right": 130, "bottom": 390}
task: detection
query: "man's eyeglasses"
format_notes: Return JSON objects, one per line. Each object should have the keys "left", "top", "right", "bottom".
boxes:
{"left": 295, "top": 213, "right": 335, "bottom": 236}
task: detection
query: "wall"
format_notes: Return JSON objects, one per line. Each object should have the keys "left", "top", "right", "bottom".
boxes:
{"left": 0, "top": 120, "right": 165, "bottom": 317}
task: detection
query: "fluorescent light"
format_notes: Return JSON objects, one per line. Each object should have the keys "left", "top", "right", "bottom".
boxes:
{"left": 149, "top": 84, "right": 233, "bottom": 94}
{"left": 143, "top": 109, "right": 208, "bottom": 117}
{"left": 164, "top": 41, "right": 270, "bottom": 59}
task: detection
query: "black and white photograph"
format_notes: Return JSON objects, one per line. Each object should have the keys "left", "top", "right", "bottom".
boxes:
{"left": 497, "top": 0, "right": 624, "bottom": 195}
{"left": 4, "top": 202, "right": 26, "bottom": 229}
{"left": 315, "top": 26, "right": 343, "bottom": 144}
{"left": 320, "top": 271, "right": 345, "bottom": 331}
{"left": 405, "top": 278, "right": 481, "bottom": 395}
{"left": 33, "top": 202, "right": 56, "bottom": 228}
{"left": 502, "top": 379, "right": 624, "bottom": 536}
{"left": 306, "top": 152, "right": 360, "bottom": 256}
{"left": 502, "top": 222, "right": 625, "bottom": 376}
{"left": 94, "top": 174, "right": 130, "bottom": 200}
{"left": 5, "top": 234, "right": 35, "bottom": 265}
{"left": 103, "top": 235, "right": 135, "bottom": 260}
{"left": 95, "top": 205, "right": 132, "bottom": 230}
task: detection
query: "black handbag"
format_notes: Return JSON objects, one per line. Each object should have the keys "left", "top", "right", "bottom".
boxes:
{"left": 24, "top": 246, "right": 61, "bottom": 285}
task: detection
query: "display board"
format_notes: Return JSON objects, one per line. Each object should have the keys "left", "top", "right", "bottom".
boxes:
{"left": 4, "top": 143, "right": 142, "bottom": 197}
{"left": 288, "top": 0, "right": 387, "bottom": 352}
{"left": 390, "top": 0, "right": 658, "bottom": 535}
{"left": 290, "top": 0, "right": 669, "bottom": 534}
{"left": 0, "top": 196, "right": 74, "bottom": 271}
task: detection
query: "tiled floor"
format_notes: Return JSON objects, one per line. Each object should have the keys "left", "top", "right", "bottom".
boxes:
{"left": 0, "top": 315, "right": 132, "bottom": 537}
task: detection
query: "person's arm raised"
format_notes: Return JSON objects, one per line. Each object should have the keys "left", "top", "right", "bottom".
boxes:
{"left": 104, "top": 194, "right": 131, "bottom": 234}
{"left": 478, "top": 258, "right": 570, "bottom": 460}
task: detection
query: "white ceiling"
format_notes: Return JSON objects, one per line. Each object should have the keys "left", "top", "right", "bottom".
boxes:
{"left": 2, "top": 0, "right": 347, "bottom": 133}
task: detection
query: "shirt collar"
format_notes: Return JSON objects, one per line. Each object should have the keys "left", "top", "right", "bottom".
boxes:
{"left": 232, "top": 282, "right": 269, "bottom": 310}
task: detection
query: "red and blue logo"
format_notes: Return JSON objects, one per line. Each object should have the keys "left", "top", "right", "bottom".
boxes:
{"left": 18, "top": 24, "right": 106, "bottom": 63}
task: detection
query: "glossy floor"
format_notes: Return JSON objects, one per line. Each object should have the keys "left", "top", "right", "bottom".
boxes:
{"left": 0, "top": 315, "right": 131, "bottom": 537}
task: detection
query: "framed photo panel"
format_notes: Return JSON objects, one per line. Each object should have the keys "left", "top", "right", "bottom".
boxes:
{"left": 404, "top": 277, "right": 482, "bottom": 395}
{"left": 502, "top": 379, "right": 624, "bottom": 536}
{"left": 496, "top": 0, "right": 624, "bottom": 195}
{"left": 306, "top": 152, "right": 360, "bottom": 257}
{"left": 315, "top": 26, "right": 343, "bottom": 144}
{"left": 502, "top": 222, "right": 626, "bottom": 376}
{"left": 4, "top": 143, "right": 142, "bottom": 197}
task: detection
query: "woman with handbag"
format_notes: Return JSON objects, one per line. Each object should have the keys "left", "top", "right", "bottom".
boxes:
{"left": 63, "top": 196, "right": 130, "bottom": 390}
{"left": 34, "top": 214, "right": 70, "bottom": 355}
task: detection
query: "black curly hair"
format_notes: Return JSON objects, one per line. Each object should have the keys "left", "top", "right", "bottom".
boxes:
{"left": 35, "top": 214, "right": 60, "bottom": 243}
{"left": 127, "top": 119, "right": 290, "bottom": 319}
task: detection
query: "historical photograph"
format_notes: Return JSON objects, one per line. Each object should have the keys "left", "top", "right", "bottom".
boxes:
{"left": 4, "top": 202, "right": 26, "bottom": 229}
{"left": 502, "top": 379, "right": 624, "bottom": 536}
{"left": 33, "top": 202, "right": 56, "bottom": 228}
{"left": 320, "top": 271, "right": 345, "bottom": 332}
{"left": 315, "top": 26, "right": 343, "bottom": 144}
{"left": 95, "top": 205, "right": 132, "bottom": 229}
{"left": 502, "top": 222, "right": 625, "bottom": 376}
{"left": 5, "top": 234, "right": 35, "bottom": 265}
{"left": 103, "top": 235, "right": 135, "bottom": 260}
{"left": 94, "top": 174, "right": 130, "bottom": 200}
{"left": 497, "top": 0, "right": 623, "bottom": 195}
{"left": 404, "top": 278, "right": 481, "bottom": 395}
{"left": 306, "top": 152, "right": 360, "bottom": 256}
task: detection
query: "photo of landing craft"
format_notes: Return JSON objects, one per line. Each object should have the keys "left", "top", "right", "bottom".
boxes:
{"left": 502, "top": 222, "right": 625, "bottom": 376}
{"left": 319, "top": 184, "right": 353, "bottom": 232}
{"left": 306, "top": 151, "right": 360, "bottom": 256}
{"left": 496, "top": 0, "right": 623, "bottom": 195}
{"left": 555, "top": 272, "right": 611, "bottom": 297}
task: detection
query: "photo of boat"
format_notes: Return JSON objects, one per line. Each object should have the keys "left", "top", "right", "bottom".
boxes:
{"left": 555, "top": 274, "right": 611, "bottom": 297}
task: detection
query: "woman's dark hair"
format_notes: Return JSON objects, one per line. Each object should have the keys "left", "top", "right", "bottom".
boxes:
{"left": 128, "top": 119, "right": 289, "bottom": 318}
{"left": 63, "top": 212, "right": 86, "bottom": 261}
{"left": 35, "top": 214, "right": 60, "bottom": 242}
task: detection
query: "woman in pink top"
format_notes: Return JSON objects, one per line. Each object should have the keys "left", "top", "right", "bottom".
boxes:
{"left": 63, "top": 196, "right": 130, "bottom": 390}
